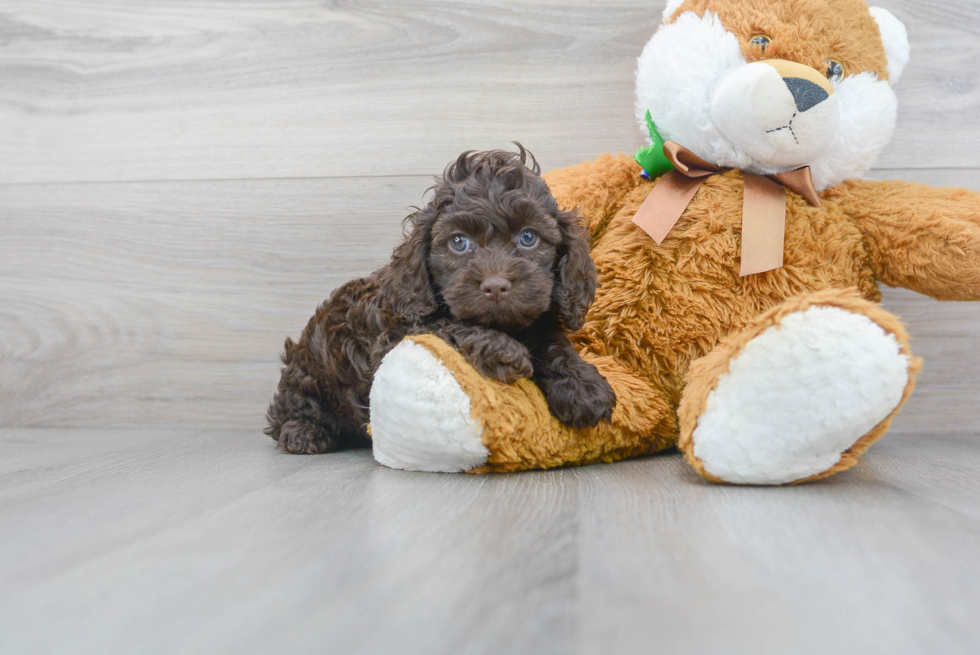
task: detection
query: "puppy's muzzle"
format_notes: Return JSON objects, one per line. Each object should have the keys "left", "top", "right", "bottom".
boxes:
{"left": 480, "top": 276, "right": 511, "bottom": 301}
{"left": 442, "top": 248, "right": 554, "bottom": 330}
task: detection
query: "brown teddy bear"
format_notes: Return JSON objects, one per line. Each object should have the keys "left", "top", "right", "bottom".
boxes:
{"left": 367, "top": 0, "right": 980, "bottom": 484}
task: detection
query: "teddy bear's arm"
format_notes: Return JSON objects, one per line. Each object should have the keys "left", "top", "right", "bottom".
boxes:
{"left": 826, "top": 179, "right": 980, "bottom": 301}
{"left": 543, "top": 153, "right": 645, "bottom": 243}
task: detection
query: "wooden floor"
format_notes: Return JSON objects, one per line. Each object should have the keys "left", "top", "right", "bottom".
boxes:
{"left": 3, "top": 1, "right": 980, "bottom": 652}
{"left": 1, "top": 428, "right": 979, "bottom": 654}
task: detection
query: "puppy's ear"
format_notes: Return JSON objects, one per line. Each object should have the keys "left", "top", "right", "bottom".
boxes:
{"left": 378, "top": 206, "right": 438, "bottom": 321}
{"left": 553, "top": 209, "right": 597, "bottom": 331}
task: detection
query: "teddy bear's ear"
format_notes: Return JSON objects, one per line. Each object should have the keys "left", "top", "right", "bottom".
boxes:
{"left": 869, "top": 7, "right": 910, "bottom": 84}
{"left": 661, "top": 0, "right": 686, "bottom": 22}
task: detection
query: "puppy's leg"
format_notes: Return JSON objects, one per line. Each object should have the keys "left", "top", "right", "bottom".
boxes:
{"left": 428, "top": 322, "right": 533, "bottom": 384}
{"left": 531, "top": 332, "right": 616, "bottom": 428}
{"left": 265, "top": 340, "right": 370, "bottom": 454}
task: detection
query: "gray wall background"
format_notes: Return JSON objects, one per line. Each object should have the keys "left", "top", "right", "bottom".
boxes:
{"left": 1, "top": 0, "right": 978, "bottom": 432}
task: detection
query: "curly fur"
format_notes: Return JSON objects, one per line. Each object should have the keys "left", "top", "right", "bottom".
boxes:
{"left": 266, "top": 146, "right": 616, "bottom": 454}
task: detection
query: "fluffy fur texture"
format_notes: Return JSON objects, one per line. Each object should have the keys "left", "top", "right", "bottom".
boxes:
{"left": 370, "top": 339, "right": 488, "bottom": 472}
{"left": 266, "top": 147, "right": 615, "bottom": 454}
{"left": 662, "top": 0, "right": 687, "bottom": 20}
{"left": 371, "top": 332, "right": 675, "bottom": 473}
{"left": 637, "top": 0, "right": 903, "bottom": 190}
{"left": 869, "top": 6, "right": 910, "bottom": 83}
{"left": 685, "top": 301, "right": 911, "bottom": 484}
{"left": 678, "top": 289, "right": 920, "bottom": 484}
{"left": 369, "top": 0, "right": 980, "bottom": 484}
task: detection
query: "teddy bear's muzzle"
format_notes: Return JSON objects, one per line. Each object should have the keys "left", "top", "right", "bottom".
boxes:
{"left": 711, "top": 59, "right": 840, "bottom": 170}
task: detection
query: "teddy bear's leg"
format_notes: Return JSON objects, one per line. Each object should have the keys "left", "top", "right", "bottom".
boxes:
{"left": 369, "top": 334, "right": 675, "bottom": 473}
{"left": 678, "top": 289, "right": 921, "bottom": 485}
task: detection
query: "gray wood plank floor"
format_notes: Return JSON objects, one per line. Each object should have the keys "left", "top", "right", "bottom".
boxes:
{"left": 1, "top": 428, "right": 978, "bottom": 655}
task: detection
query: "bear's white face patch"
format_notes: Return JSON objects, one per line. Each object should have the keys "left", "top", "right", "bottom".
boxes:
{"left": 636, "top": 10, "right": 899, "bottom": 190}
{"left": 711, "top": 62, "right": 841, "bottom": 169}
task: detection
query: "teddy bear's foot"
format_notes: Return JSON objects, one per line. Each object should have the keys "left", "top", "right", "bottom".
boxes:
{"left": 369, "top": 338, "right": 489, "bottom": 472}
{"left": 679, "top": 289, "right": 919, "bottom": 485}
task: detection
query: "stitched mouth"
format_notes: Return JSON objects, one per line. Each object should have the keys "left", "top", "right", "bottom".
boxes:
{"left": 766, "top": 112, "right": 799, "bottom": 145}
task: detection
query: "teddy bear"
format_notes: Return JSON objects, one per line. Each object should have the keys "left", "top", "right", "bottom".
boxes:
{"left": 366, "top": 0, "right": 980, "bottom": 485}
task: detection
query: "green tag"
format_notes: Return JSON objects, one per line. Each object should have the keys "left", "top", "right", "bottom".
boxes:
{"left": 634, "top": 110, "right": 675, "bottom": 179}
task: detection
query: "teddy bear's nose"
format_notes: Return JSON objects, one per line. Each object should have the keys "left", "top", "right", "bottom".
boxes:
{"left": 784, "top": 77, "right": 830, "bottom": 113}
{"left": 761, "top": 59, "right": 835, "bottom": 114}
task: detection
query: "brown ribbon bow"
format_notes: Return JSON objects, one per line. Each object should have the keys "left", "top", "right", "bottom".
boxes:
{"left": 631, "top": 142, "right": 821, "bottom": 276}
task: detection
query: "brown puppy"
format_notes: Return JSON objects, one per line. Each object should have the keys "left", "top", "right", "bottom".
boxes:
{"left": 266, "top": 146, "right": 616, "bottom": 454}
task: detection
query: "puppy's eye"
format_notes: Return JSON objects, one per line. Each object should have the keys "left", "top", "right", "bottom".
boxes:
{"left": 449, "top": 234, "right": 470, "bottom": 253}
{"left": 825, "top": 59, "right": 845, "bottom": 83}
{"left": 749, "top": 34, "right": 771, "bottom": 52}
{"left": 518, "top": 229, "right": 538, "bottom": 248}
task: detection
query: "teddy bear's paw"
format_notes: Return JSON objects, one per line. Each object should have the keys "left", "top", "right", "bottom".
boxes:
{"left": 369, "top": 339, "right": 489, "bottom": 472}
{"left": 686, "top": 305, "right": 911, "bottom": 485}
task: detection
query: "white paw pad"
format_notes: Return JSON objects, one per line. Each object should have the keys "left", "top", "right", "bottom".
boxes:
{"left": 692, "top": 306, "right": 910, "bottom": 484}
{"left": 370, "top": 340, "right": 488, "bottom": 472}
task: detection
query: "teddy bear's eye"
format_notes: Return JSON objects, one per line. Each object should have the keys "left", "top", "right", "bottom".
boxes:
{"left": 825, "top": 59, "right": 846, "bottom": 83}
{"left": 749, "top": 35, "right": 771, "bottom": 52}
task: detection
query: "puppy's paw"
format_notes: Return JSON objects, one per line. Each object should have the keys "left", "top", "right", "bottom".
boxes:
{"left": 464, "top": 333, "right": 534, "bottom": 384}
{"left": 542, "top": 362, "right": 616, "bottom": 428}
{"left": 277, "top": 419, "right": 339, "bottom": 454}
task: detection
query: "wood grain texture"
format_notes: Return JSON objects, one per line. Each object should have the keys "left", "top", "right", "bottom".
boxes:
{"left": 0, "top": 2, "right": 978, "bottom": 431}
{"left": 2, "top": 169, "right": 979, "bottom": 430}
{"left": 2, "top": 0, "right": 980, "bottom": 184}
{"left": 0, "top": 428, "right": 978, "bottom": 655}
{"left": 0, "top": 176, "right": 431, "bottom": 427}
{"left": 3, "top": 4, "right": 980, "bottom": 653}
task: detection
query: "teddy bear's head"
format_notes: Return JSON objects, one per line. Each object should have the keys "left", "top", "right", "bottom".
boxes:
{"left": 636, "top": 0, "right": 910, "bottom": 190}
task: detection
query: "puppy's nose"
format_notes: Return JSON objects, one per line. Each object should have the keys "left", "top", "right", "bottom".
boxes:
{"left": 480, "top": 277, "right": 511, "bottom": 301}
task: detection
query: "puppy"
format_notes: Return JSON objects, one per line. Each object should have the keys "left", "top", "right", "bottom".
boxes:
{"left": 266, "top": 146, "right": 616, "bottom": 454}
